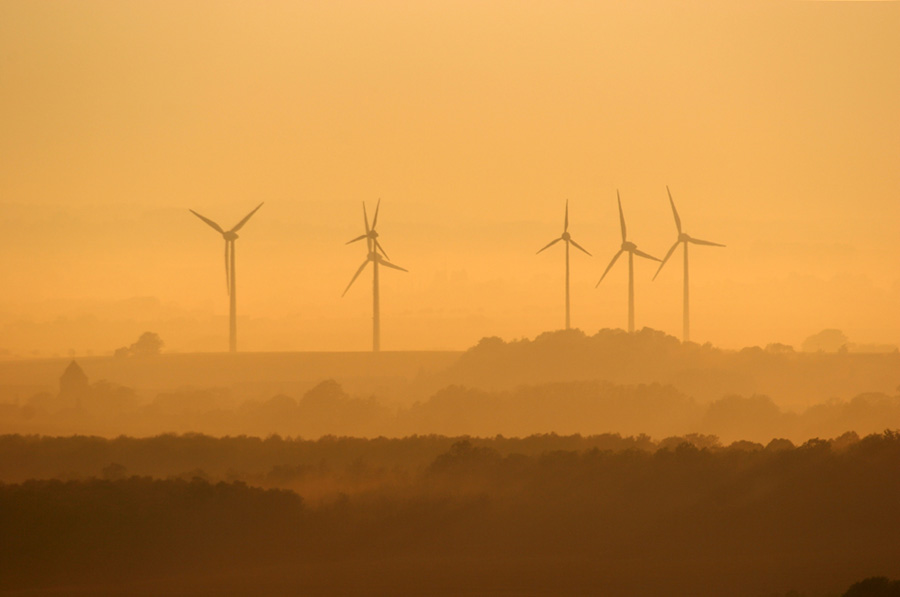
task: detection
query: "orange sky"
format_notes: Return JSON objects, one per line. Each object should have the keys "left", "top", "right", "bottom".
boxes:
{"left": 1, "top": 0, "right": 898, "bottom": 356}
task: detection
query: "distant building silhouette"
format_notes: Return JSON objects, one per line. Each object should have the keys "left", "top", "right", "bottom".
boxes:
{"left": 59, "top": 360, "right": 89, "bottom": 409}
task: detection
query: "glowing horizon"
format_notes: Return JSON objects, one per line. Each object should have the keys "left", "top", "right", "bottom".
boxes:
{"left": 1, "top": 0, "right": 898, "bottom": 356}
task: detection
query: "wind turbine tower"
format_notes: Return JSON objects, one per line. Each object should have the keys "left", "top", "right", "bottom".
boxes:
{"left": 653, "top": 186, "right": 725, "bottom": 342}
{"left": 596, "top": 191, "right": 660, "bottom": 333}
{"left": 537, "top": 200, "right": 592, "bottom": 330}
{"left": 189, "top": 203, "right": 264, "bottom": 353}
{"left": 343, "top": 199, "right": 407, "bottom": 352}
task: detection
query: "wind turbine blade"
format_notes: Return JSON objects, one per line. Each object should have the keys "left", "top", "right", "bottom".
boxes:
{"left": 374, "top": 238, "right": 390, "bottom": 261}
{"left": 189, "top": 210, "right": 225, "bottom": 234}
{"left": 617, "top": 190, "right": 627, "bottom": 242}
{"left": 688, "top": 237, "right": 726, "bottom": 247}
{"left": 363, "top": 202, "right": 370, "bottom": 234}
{"left": 596, "top": 250, "right": 623, "bottom": 287}
{"left": 666, "top": 186, "right": 682, "bottom": 235}
{"left": 372, "top": 198, "right": 381, "bottom": 230}
{"left": 633, "top": 248, "right": 661, "bottom": 262}
{"left": 378, "top": 258, "right": 408, "bottom": 273}
{"left": 653, "top": 240, "right": 681, "bottom": 281}
{"left": 230, "top": 202, "right": 264, "bottom": 233}
{"left": 564, "top": 200, "right": 569, "bottom": 232}
{"left": 346, "top": 234, "right": 368, "bottom": 245}
{"left": 342, "top": 259, "right": 370, "bottom": 297}
{"left": 569, "top": 238, "right": 592, "bottom": 256}
{"left": 536, "top": 237, "right": 562, "bottom": 254}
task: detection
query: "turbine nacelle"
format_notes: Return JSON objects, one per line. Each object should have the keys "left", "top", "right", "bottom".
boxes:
{"left": 536, "top": 202, "right": 591, "bottom": 257}
{"left": 596, "top": 193, "right": 659, "bottom": 289}
{"left": 654, "top": 187, "right": 726, "bottom": 282}
{"left": 188, "top": 202, "right": 264, "bottom": 352}
{"left": 346, "top": 199, "right": 390, "bottom": 260}
{"left": 343, "top": 200, "right": 408, "bottom": 300}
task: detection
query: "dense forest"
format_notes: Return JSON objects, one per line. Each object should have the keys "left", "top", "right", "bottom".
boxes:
{"left": 2, "top": 431, "right": 899, "bottom": 595}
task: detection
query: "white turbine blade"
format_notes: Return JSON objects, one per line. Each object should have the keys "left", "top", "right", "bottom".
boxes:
{"left": 633, "top": 248, "right": 661, "bottom": 262}
{"left": 688, "top": 237, "right": 726, "bottom": 247}
{"left": 372, "top": 198, "right": 381, "bottom": 230}
{"left": 378, "top": 258, "right": 408, "bottom": 273}
{"left": 564, "top": 200, "right": 569, "bottom": 232}
{"left": 342, "top": 259, "right": 370, "bottom": 297}
{"left": 230, "top": 202, "right": 264, "bottom": 233}
{"left": 569, "top": 238, "right": 592, "bottom": 257}
{"left": 346, "top": 234, "right": 368, "bottom": 245}
{"left": 653, "top": 240, "right": 681, "bottom": 281}
{"left": 378, "top": 261, "right": 409, "bottom": 273}
{"left": 537, "top": 237, "right": 562, "bottom": 254}
{"left": 189, "top": 209, "right": 225, "bottom": 234}
{"left": 666, "top": 186, "right": 682, "bottom": 235}
{"left": 596, "top": 249, "right": 624, "bottom": 287}
{"left": 617, "top": 190, "right": 627, "bottom": 242}
{"left": 374, "top": 238, "right": 390, "bottom": 261}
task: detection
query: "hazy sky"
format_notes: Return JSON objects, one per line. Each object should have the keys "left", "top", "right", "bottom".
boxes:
{"left": 1, "top": 0, "right": 898, "bottom": 355}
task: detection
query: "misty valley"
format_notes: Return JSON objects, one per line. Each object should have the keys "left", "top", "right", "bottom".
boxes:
{"left": 2, "top": 329, "right": 899, "bottom": 596}
{"left": 4, "top": 0, "right": 899, "bottom": 594}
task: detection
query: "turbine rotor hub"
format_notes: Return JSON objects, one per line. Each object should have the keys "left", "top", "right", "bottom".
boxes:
{"left": 622, "top": 241, "right": 636, "bottom": 251}
{"left": 678, "top": 232, "right": 690, "bottom": 242}
{"left": 368, "top": 251, "right": 379, "bottom": 261}
{"left": 224, "top": 231, "right": 239, "bottom": 241}
{"left": 561, "top": 231, "right": 571, "bottom": 241}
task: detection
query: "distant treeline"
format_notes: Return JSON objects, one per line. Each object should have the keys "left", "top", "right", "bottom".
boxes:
{"left": 3, "top": 375, "right": 899, "bottom": 443}
{"left": 2, "top": 431, "right": 899, "bottom": 596}
{"left": 0, "top": 431, "right": 678, "bottom": 484}
{"left": 437, "top": 328, "right": 900, "bottom": 404}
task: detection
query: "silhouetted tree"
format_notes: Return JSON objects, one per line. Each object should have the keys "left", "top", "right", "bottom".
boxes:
{"left": 843, "top": 577, "right": 900, "bottom": 597}
{"left": 802, "top": 329, "right": 849, "bottom": 353}
{"left": 115, "top": 332, "right": 163, "bottom": 358}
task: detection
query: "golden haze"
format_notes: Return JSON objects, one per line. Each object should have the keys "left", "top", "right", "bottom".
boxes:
{"left": 1, "top": 0, "right": 898, "bottom": 355}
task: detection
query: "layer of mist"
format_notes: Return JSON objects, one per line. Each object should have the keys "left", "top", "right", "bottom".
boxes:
{"left": 2, "top": 329, "right": 899, "bottom": 443}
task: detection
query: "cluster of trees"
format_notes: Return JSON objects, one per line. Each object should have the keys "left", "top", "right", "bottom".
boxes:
{"left": 2, "top": 431, "right": 898, "bottom": 595}
{"left": 3, "top": 375, "right": 899, "bottom": 443}
{"left": 3, "top": 329, "right": 900, "bottom": 441}
{"left": 0, "top": 431, "right": 679, "bottom": 485}
{"left": 439, "top": 328, "right": 899, "bottom": 405}
{"left": 113, "top": 332, "right": 164, "bottom": 359}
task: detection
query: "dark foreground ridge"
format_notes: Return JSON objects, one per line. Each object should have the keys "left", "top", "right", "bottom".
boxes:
{"left": 2, "top": 431, "right": 899, "bottom": 596}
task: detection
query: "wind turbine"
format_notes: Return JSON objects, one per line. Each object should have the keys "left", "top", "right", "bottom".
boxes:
{"left": 189, "top": 202, "right": 264, "bottom": 353}
{"left": 537, "top": 200, "right": 592, "bottom": 330}
{"left": 653, "top": 186, "right": 725, "bottom": 343}
{"left": 596, "top": 191, "right": 660, "bottom": 333}
{"left": 343, "top": 199, "right": 407, "bottom": 352}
